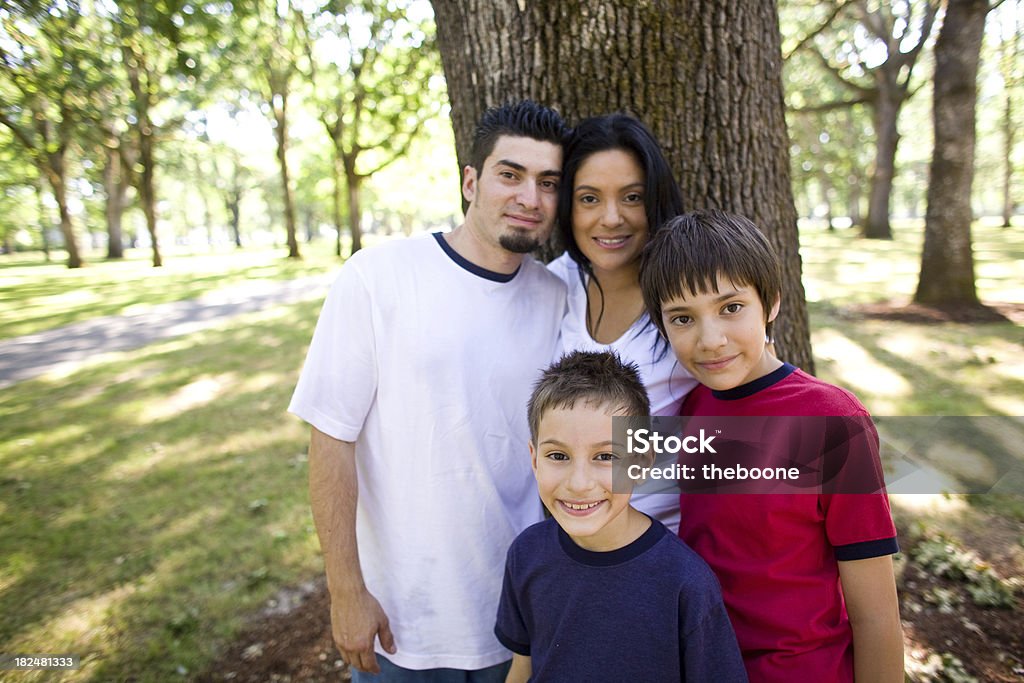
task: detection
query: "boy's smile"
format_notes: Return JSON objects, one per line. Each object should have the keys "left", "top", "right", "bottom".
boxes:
{"left": 530, "top": 404, "right": 650, "bottom": 552}
{"left": 660, "top": 276, "right": 782, "bottom": 392}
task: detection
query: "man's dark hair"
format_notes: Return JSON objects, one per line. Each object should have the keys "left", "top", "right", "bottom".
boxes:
{"left": 557, "top": 114, "right": 684, "bottom": 272}
{"left": 470, "top": 100, "right": 569, "bottom": 172}
{"left": 639, "top": 210, "right": 783, "bottom": 339}
{"left": 527, "top": 350, "right": 651, "bottom": 444}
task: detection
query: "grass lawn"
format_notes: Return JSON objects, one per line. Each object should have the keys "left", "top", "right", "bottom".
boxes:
{"left": 0, "top": 242, "right": 344, "bottom": 342}
{"left": 0, "top": 222, "right": 1021, "bottom": 681}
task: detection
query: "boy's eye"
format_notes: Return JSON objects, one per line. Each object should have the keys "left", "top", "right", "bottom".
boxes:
{"left": 723, "top": 302, "right": 743, "bottom": 314}
{"left": 669, "top": 314, "right": 692, "bottom": 326}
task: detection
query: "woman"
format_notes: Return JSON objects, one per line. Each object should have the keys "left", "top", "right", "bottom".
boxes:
{"left": 548, "top": 114, "right": 696, "bottom": 532}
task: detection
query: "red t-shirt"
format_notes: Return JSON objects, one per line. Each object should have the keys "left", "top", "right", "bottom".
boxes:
{"left": 678, "top": 363, "right": 898, "bottom": 683}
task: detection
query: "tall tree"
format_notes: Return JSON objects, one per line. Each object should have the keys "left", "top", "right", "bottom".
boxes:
{"left": 995, "top": 0, "right": 1021, "bottom": 226}
{"left": 302, "top": 0, "right": 443, "bottom": 256}
{"left": 789, "top": 0, "right": 938, "bottom": 239}
{"left": 0, "top": 2, "right": 93, "bottom": 268}
{"left": 431, "top": 0, "right": 813, "bottom": 370}
{"left": 914, "top": 0, "right": 994, "bottom": 306}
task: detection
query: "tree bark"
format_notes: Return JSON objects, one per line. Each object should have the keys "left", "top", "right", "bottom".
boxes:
{"left": 914, "top": 0, "right": 989, "bottom": 306}
{"left": 431, "top": 0, "right": 813, "bottom": 371}
{"left": 345, "top": 162, "right": 363, "bottom": 255}
{"left": 1003, "top": 92, "right": 1015, "bottom": 227}
{"left": 103, "top": 142, "right": 126, "bottom": 259}
{"left": 863, "top": 91, "right": 899, "bottom": 239}
{"left": 272, "top": 90, "right": 301, "bottom": 259}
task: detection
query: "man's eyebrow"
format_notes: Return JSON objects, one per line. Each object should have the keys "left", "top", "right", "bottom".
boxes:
{"left": 494, "top": 159, "right": 562, "bottom": 177}
{"left": 494, "top": 159, "right": 526, "bottom": 172}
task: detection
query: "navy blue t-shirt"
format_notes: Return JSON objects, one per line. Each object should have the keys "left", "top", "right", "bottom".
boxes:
{"left": 495, "top": 516, "right": 747, "bottom": 682}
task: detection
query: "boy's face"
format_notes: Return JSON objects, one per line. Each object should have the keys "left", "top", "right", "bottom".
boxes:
{"left": 530, "top": 403, "right": 635, "bottom": 552}
{"left": 659, "top": 275, "right": 781, "bottom": 392}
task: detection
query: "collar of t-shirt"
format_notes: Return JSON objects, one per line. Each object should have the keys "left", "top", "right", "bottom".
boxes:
{"left": 556, "top": 515, "right": 665, "bottom": 567}
{"left": 711, "top": 362, "right": 798, "bottom": 401}
{"left": 432, "top": 232, "right": 520, "bottom": 283}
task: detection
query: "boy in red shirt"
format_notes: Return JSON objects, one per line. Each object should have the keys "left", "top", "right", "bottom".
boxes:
{"left": 638, "top": 210, "right": 903, "bottom": 682}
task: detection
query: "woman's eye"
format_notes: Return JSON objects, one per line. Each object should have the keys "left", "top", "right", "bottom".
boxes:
{"left": 670, "top": 315, "right": 691, "bottom": 325}
{"left": 546, "top": 451, "right": 569, "bottom": 461}
{"left": 577, "top": 194, "right": 598, "bottom": 205}
{"left": 595, "top": 452, "right": 619, "bottom": 462}
{"left": 625, "top": 192, "right": 644, "bottom": 203}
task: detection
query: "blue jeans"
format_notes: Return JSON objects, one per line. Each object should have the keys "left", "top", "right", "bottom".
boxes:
{"left": 349, "top": 656, "right": 511, "bottom": 683}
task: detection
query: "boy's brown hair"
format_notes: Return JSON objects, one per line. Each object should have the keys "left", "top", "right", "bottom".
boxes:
{"left": 527, "top": 351, "right": 651, "bottom": 444}
{"left": 639, "top": 209, "right": 783, "bottom": 339}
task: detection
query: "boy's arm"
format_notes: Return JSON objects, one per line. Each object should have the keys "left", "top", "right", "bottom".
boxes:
{"left": 505, "top": 654, "right": 532, "bottom": 683}
{"left": 838, "top": 555, "right": 903, "bottom": 683}
{"left": 308, "top": 427, "right": 396, "bottom": 674}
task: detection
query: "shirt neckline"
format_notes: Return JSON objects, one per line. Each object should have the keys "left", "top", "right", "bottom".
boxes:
{"left": 711, "top": 362, "right": 797, "bottom": 400}
{"left": 433, "top": 232, "right": 519, "bottom": 283}
{"left": 556, "top": 514, "right": 665, "bottom": 567}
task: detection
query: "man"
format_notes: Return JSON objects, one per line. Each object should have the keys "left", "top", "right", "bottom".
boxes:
{"left": 289, "top": 101, "right": 569, "bottom": 682}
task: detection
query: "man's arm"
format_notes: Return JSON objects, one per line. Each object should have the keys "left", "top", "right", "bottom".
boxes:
{"left": 505, "top": 654, "right": 531, "bottom": 683}
{"left": 838, "top": 554, "right": 903, "bottom": 682}
{"left": 308, "top": 426, "right": 396, "bottom": 674}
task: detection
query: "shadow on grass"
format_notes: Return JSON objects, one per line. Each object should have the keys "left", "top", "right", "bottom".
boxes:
{"left": 0, "top": 299, "right": 325, "bottom": 681}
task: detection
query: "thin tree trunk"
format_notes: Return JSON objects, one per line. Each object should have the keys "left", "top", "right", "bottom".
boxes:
{"left": 273, "top": 92, "right": 301, "bottom": 259}
{"left": 915, "top": 0, "right": 988, "bottom": 306}
{"left": 863, "top": 93, "right": 898, "bottom": 239}
{"left": 332, "top": 153, "right": 344, "bottom": 257}
{"left": 49, "top": 167, "right": 82, "bottom": 268}
{"left": 1003, "top": 93, "right": 1015, "bottom": 227}
{"left": 103, "top": 143, "right": 126, "bottom": 259}
{"left": 345, "top": 163, "right": 363, "bottom": 255}
{"left": 431, "top": 0, "right": 813, "bottom": 370}
{"left": 34, "top": 174, "right": 51, "bottom": 262}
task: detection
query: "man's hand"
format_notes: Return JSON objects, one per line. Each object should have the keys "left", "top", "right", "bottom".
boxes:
{"left": 331, "top": 587, "right": 397, "bottom": 674}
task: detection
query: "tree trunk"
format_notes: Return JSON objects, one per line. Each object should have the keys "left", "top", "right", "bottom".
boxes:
{"left": 914, "top": 0, "right": 988, "bottom": 306}
{"left": 45, "top": 156, "right": 83, "bottom": 269}
{"left": 273, "top": 93, "right": 301, "bottom": 259}
{"left": 1003, "top": 93, "right": 1015, "bottom": 227}
{"left": 103, "top": 143, "right": 126, "bottom": 259}
{"left": 863, "top": 92, "right": 898, "bottom": 239}
{"left": 332, "top": 153, "right": 344, "bottom": 257}
{"left": 345, "top": 162, "right": 363, "bottom": 255}
{"left": 34, "top": 174, "right": 51, "bottom": 261}
{"left": 431, "top": 0, "right": 813, "bottom": 371}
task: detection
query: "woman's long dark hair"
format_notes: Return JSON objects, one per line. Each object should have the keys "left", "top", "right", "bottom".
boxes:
{"left": 557, "top": 114, "right": 684, "bottom": 275}
{"left": 557, "top": 114, "right": 684, "bottom": 355}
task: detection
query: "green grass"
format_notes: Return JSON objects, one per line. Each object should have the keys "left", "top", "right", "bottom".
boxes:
{"left": 0, "top": 243, "right": 343, "bottom": 342}
{"left": 0, "top": 300, "right": 324, "bottom": 681}
{"left": 0, "top": 222, "right": 1021, "bottom": 681}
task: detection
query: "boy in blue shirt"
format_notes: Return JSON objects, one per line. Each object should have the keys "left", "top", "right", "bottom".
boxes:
{"left": 495, "top": 350, "right": 746, "bottom": 682}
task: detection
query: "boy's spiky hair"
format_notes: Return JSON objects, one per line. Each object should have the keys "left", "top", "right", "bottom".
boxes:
{"left": 527, "top": 350, "right": 651, "bottom": 443}
{"left": 470, "top": 100, "right": 570, "bottom": 171}
{"left": 639, "top": 209, "right": 783, "bottom": 339}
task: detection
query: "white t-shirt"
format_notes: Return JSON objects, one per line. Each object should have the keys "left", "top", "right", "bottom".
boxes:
{"left": 548, "top": 252, "right": 697, "bottom": 532}
{"left": 289, "top": 233, "right": 567, "bottom": 670}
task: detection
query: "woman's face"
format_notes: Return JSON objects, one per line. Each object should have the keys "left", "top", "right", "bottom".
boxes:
{"left": 571, "top": 149, "right": 648, "bottom": 278}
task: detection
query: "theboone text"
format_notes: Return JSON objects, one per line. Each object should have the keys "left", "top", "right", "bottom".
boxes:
{"left": 624, "top": 428, "right": 800, "bottom": 482}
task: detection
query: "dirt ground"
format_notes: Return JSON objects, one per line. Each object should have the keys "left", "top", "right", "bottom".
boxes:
{"left": 197, "top": 515, "right": 1022, "bottom": 683}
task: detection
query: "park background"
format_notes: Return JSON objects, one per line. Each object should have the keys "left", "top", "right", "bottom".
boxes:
{"left": 1, "top": 0, "right": 1022, "bottom": 681}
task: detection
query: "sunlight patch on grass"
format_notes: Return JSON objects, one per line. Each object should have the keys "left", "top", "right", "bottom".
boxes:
{"left": 812, "top": 328, "right": 912, "bottom": 405}
{"left": 137, "top": 374, "right": 233, "bottom": 422}
{"left": 891, "top": 493, "right": 969, "bottom": 515}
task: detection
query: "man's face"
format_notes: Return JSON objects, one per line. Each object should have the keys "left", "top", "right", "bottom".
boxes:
{"left": 462, "top": 135, "right": 562, "bottom": 255}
